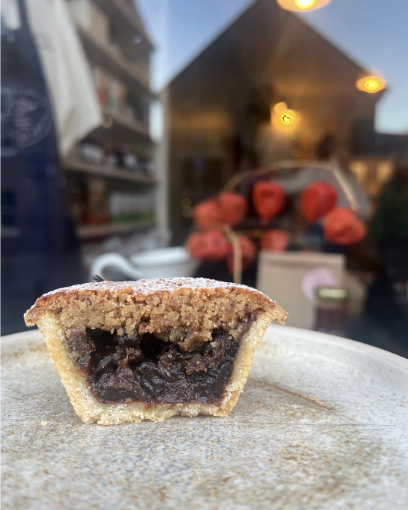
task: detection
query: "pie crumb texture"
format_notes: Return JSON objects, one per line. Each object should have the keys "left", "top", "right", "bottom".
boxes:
{"left": 24, "top": 278, "right": 287, "bottom": 425}
{"left": 25, "top": 277, "right": 287, "bottom": 348}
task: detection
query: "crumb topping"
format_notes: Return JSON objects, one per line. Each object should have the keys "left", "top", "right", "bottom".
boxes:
{"left": 24, "top": 277, "right": 287, "bottom": 351}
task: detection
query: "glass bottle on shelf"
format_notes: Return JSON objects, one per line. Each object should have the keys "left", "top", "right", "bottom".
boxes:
{"left": 313, "top": 287, "right": 348, "bottom": 337}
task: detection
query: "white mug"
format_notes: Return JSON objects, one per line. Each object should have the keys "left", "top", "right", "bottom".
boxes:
{"left": 91, "top": 246, "right": 199, "bottom": 281}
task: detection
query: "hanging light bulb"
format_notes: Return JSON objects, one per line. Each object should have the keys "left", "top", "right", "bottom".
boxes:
{"left": 277, "top": 0, "right": 331, "bottom": 12}
{"left": 273, "top": 102, "right": 287, "bottom": 114}
{"left": 355, "top": 73, "right": 387, "bottom": 94}
{"left": 280, "top": 109, "right": 296, "bottom": 125}
{"left": 271, "top": 101, "right": 300, "bottom": 131}
{"left": 295, "top": 0, "right": 316, "bottom": 9}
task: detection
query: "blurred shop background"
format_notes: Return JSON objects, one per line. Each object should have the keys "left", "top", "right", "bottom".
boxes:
{"left": 1, "top": 0, "right": 408, "bottom": 357}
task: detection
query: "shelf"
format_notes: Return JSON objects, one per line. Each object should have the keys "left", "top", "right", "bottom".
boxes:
{"left": 92, "top": 0, "right": 154, "bottom": 51}
{"left": 64, "top": 159, "right": 157, "bottom": 185}
{"left": 104, "top": 106, "right": 150, "bottom": 137}
{"left": 76, "top": 25, "right": 155, "bottom": 98}
{"left": 91, "top": 107, "right": 153, "bottom": 147}
{"left": 1, "top": 226, "right": 21, "bottom": 239}
{"left": 77, "top": 221, "right": 155, "bottom": 240}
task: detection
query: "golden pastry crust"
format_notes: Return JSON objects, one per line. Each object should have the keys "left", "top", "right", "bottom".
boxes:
{"left": 24, "top": 278, "right": 287, "bottom": 425}
{"left": 25, "top": 278, "right": 287, "bottom": 348}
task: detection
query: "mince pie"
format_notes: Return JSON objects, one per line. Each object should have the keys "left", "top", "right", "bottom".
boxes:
{"left": 25, "top": 278, "right": 287, "bottom": 425}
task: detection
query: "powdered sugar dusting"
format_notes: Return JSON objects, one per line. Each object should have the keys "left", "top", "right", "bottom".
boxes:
{"left": 26, "top": 277, "right": 278, "bottom": 316}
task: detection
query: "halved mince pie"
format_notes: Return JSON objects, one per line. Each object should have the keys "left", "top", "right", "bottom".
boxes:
{"left": 24, "top": 278, "right": 287, "bottom": 425}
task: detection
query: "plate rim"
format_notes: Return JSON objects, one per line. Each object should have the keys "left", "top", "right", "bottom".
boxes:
{"left": 267, "top": 324, "right": 408, "bottom": 371}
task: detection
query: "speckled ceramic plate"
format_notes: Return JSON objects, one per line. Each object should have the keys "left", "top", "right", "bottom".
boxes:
{"left": 2, "top": 326, "right": 408, "bottom": 510}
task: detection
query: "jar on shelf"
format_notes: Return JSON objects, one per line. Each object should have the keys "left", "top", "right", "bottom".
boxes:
{"left": 313, "top": 287, "right": 348, "bottom": 337}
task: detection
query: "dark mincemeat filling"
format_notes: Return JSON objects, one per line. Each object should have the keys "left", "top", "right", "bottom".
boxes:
{"left": 66, "top": 317, "right": 256, "bottom": 405}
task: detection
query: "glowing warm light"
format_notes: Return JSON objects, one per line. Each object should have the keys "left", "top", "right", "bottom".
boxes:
{"left": 273, "top": 102, "right": 287, "bottom": 114}
{"left": 271, "top": 104, "right": 300, "bottom": 132}
{"left": 277, "top": 0, "right": 330, "bottom": 12}
{"left": 366, "top": 79, "right": 378, "bottom": 91}
{"left": 356, "top": 74, "right": 387, "bottom": 94}
{"left": 295, "top": 0, "right": 315, "bottom": 9}
{"left": 280, "top": 109, "right": 296, "bottom": 125}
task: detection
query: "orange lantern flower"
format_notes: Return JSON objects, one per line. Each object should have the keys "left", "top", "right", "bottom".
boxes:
{"left": 218, "top": 192, "right": 247, "bottom": 227}
{"left": 261, "top": 229, "right": 289, "bottom": 252}
{"left": 253, "top": 182, "right": 286, "bottom": 221}
{"left": 324, "top": 208, "right": 366, "bottom": 245}
{"left": 301, "top": 181, "right": 337, "bottom": 223}
{"left": 186, "top": 229, "right": 229, "bottom": 261}
{"left": 193, "top": 200, "right": 222, "bottom": 229}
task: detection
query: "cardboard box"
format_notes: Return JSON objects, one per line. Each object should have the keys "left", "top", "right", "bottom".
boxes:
{"left": 257, "top": 251, "right": 345, "bottom": 329}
